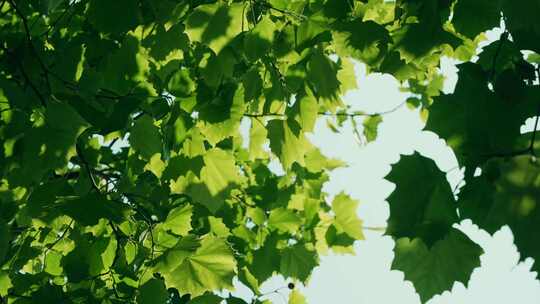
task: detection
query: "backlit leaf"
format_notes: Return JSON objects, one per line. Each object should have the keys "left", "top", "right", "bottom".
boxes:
{"left": 159, "top": 236, "right": 237, "bottom": 297}
{"left": 332, "top": 193, "right": 364, "bottom": 240}
{"left": 185, "top": 3, "right": 246, "bottom": 54}
{"left": 392, "top": 229, "right": 482, "bottom": 302}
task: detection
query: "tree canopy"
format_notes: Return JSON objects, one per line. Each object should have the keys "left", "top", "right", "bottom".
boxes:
{"left": 0, "top": 0, "right": 539, "bottom": 303}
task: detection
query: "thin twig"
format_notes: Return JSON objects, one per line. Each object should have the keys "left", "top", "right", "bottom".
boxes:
{"left": 362, "top": 226, "right": 386, "bottom": 232}
{"left": 43, "top": 4, "right": 71, "bottom": 38}
{"left": 244, "top": 101, "right": 406, "bottom": 119}
{"left": 75, "top": 140, "right": 100, "bottom": 192}
{"left": 0, "top": 44, "right": 47, "bottom": 107}
{"left": 45, "top": 220, "right": 74, "bottom": 251}
{"left": 8, "top": 0, "right": 51, "bottom": 93}
{"left": 319, "top": 102, "right": 405, "bottom": 118}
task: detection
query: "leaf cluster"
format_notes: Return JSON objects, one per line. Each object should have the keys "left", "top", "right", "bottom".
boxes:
{"left": 0, "top": 0, "right": 539, "bottom": 303}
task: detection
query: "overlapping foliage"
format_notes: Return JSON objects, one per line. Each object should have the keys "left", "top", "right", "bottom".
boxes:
{"left": 0, "top": 0, "right": 539, "bottom": 303}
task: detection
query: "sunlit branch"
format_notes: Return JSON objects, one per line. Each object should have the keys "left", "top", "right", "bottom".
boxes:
{"left": 362, "top": 226, "right": 386, "bottom": 232}
{"left": 244, "top": 101, "right": 406, "bottom": 119}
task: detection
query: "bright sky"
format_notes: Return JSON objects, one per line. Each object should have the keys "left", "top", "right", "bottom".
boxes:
{"left": 231, "top": 28, "right": 540, "bottom": 303}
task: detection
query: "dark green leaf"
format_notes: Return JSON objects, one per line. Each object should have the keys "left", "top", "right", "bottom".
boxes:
{"left": 392, "top": 229, "right": 482, "bottom": 302}
{"left": 386, "top": 153, "right": 458, "bottom": 246}
{"left": 279, "top": 243, "right": 318, "bottom": 282}
{"left": 452, "top": 0, "right": 501, "bottom": 39}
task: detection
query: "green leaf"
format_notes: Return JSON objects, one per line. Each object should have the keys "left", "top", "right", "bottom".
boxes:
{"left": 101, "top": 34, "right": 150, "bottom": 94}
{"left": 244, "top": 16, "right": 276, "bottom": 61}
{"left": 147, "top": 23, "right": 189, "bottom": 61}
{"left": 243, "top": 68, "right": 263, "bottom": 102}
{"left": 297, "top": 17, "right": 328, "bottom": 50}
{"left": 332, "top": 193, "right": 364, "bottom": 240}
{"left": 162, "top": 204, "right": 193, "bottom": 236}
{"left": 452, "top": 0, "right": 501, "bottom": 39}
{"left": 90, "top": 236, "right": 118, "bottom": 275}
{"left": 189, "top": 294, "right": 223, "bottom": 304}
{"left": 288, "top": 290, "right": 307, "bottom": 304}
{"left": 138, "top": 279, "right": 169, "bottom": 304}
{"left": 250, "top": 236, "right": 281, "bottom": 283}
{"left": 268, "top": 119, "right": 309, "bottom": 170}
{"left": 385, "top": 153, "right": 458, "bottom": 246}
{"left": 208, "top": 216, "right": 231, "bottom": 237}
{"left": 527, "top": 52, "right": 540, "bottom": 64}
{"left": 0, "top": 271, "right": 11, "bottom": 296}
{"left": 201, "top": 48, "right": 236, "bottom": 88}
{"left": 130, "top": 115, "right": 162, "bottom": 160}
{"left": 227, "top": 296, "right": 249, "bottom": 304}
{"left": 249, "top": 118, "right": 269, "bottom": 160}
{"left": 304, "top": 146, "right": 345, "bottom": 173}
{"left": 198, "top": 84, "right": 245, "bottom": 145}
{"left": 268, "top": 208, "right": 302, "bottom": 233}
{"left": 392, "top": 229, "right": 482, "bottom": 302}
{"left": 51, "top": 39, "right": 85, "bottom": 84}
{"left": 391, "top": 1, "right": 461, "bottom": 62}
{"left": 0, "top": 220, "right": 9, "bottom": 264}
{"left": 362, "top": 0, "right": 396, "bottom": 24}
{"left": 14, "top": 102, "right": 88, "bottom": 185}
{"left": 44, "top": 251, "right": 63, "bottom": 276}
{"left": 295, "top": 87, "right": 319, "bottom": 133}
{"left": 425, "top": 63, "right": 535, "bottom": 165}
{"left": 62, "top": 233, "right": 118, "bottom": 282}
{"left": 168, "top": 69, "right": 196, "bottom": 97}
{"left": 185, "top": 2, "right": 245, "bottom": 54}
{"left": 60, "top": 193, "right": 129, "bottom": 226}
{"left": 501, "top": 0, "right": 540, "bottom": 52}
{"left": 3, "top": 0, "right": 539, "bottom": 301}
{"left": 188, "top": 148, "right": 241, "bottom": 213}
{"left": 87, "top": 0, "right": 140, "bottom": 34}
{"left": 40, "top": 0, "right": 65, "bottom": 14}
{"left": 322, "top": 0, "right": 353, "bottom": 20}
{"left": 307, "top": 50, "right": 341, "bottom": 99}
{"left": 332, "top": 19, "right": 389, "bottom": 64}
{"left": 238, "top": 266, "right": 260, "bottom": 295}
{"left": 159, "top": 236, "right": 237, "bottom": 297}
{"left": 280, "top": 243, "right": 318, "bottom": 282}
{"left": 337, "top": 57, "right": 358, "bottom": 93}
{"left": 325, "top": 224, "right": 356, "bottom": 251}
{"left": 144, "top": 153, "right": 166, "bottom": 178}
{"left": 125, "top": 242, "right": 137, "bottom": 264}
{"left": 458, "top": 156, "right": 540, "bottom": 273}
{"left": 362, "top": 115, "right": 382, "bottom": 143}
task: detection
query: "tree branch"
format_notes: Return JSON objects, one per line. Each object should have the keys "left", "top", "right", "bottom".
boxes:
{"left": 45, "top": 220, "right": 74, "bottom": 251}
{"left": 0, "top": 44, "right": 47, "bottom": 107}
{"left": 479, "top": 107, "right": 540, "bottom": 160}
{"left": 75, "top": 140, "right": 100, "bottom": 192}
{"left": 8, "top": 0, "right": 51, "bottom": 94}
{"left": 243, "top": 101, "right": 406, "bottom": 119}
